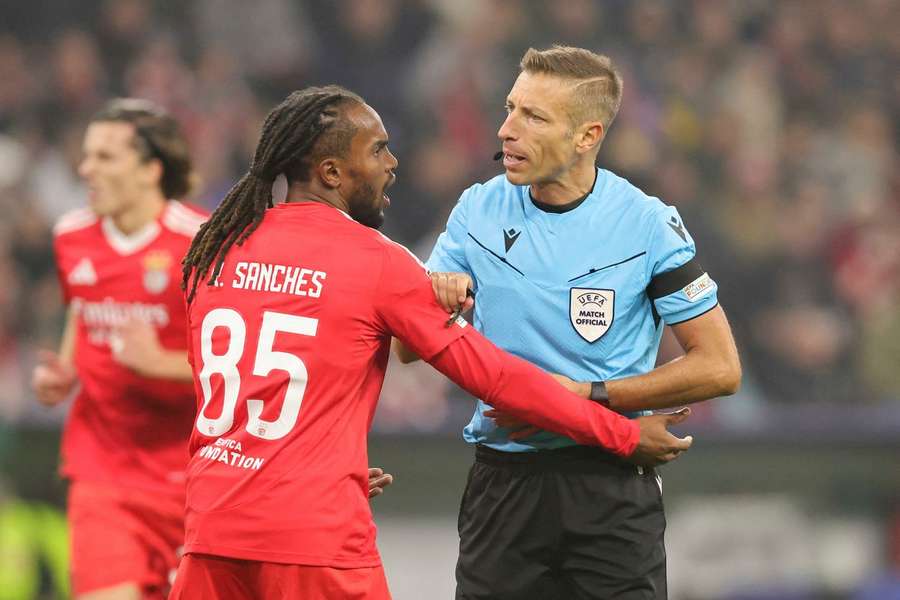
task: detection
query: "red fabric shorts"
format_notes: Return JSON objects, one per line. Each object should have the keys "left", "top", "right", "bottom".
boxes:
{"left": 170, "top": 553, "right": 392, "bottom": 600}
{"left": 68, "top": 481, "right": 184, "bottom": 599}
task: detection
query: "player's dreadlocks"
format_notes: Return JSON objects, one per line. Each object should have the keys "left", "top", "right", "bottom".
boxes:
{"left": 182, "top": 86, "right": 363, "bottom": 303}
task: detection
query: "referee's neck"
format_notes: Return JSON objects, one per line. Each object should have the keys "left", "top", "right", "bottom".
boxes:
{"left": 530, "top": 164, "right": 597, "bottom": 206}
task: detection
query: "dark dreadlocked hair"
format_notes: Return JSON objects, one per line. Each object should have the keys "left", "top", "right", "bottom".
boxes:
{"left": 182, "top": 85, "right": 364, "bottom": 304}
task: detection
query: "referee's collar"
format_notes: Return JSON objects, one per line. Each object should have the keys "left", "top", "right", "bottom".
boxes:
{"left": 529, "top": 169, "right": 598, "bottom": 214}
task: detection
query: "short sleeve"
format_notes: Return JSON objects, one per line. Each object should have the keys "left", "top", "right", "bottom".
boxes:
{"left": 376, "top": 242, "right": 470, "bottom": 361}
{"left": 425, "top": 188, "right": 473, "bottom": 279}
{"left": 646, "top": 206, "right": 718, "bottom": 324}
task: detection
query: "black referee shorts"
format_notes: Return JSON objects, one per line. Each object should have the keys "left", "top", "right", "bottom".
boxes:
{"left": 455, "top": 444, "right": 667, "bottom": 600}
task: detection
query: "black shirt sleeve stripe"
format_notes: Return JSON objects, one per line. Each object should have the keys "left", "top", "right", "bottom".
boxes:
{"left": 647, "top": 257, "right": 705, "bottom": 300}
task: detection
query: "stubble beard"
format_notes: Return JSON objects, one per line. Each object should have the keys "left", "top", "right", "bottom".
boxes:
{"left": 348, "top": 181, "right": 385, "bottom": 230}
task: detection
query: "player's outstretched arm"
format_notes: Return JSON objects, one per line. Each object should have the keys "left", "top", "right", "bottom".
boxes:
{"left": 392, "top": 271, "right": 475, "bottom": 365}
{"left": 426, "top": 331, "right": 691, "bottom": 464}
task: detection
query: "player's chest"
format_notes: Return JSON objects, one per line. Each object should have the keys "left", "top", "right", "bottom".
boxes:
{"left": 62, "top": 244, "right": 183, "bottom": 303}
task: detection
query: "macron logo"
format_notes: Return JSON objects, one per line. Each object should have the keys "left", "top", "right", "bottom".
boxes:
{"left": 503, "top": 228, "right": 521, "bottom": 252}
{"left": 68, "top": 258, "right": 97, "bottom": 286}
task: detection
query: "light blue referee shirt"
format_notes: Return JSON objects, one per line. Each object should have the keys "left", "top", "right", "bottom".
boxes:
{"left": 426, "top": 168, "right": 719, "bottom": 452}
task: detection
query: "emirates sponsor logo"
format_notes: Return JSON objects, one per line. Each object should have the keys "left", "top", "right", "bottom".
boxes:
{"left": 71, "top": 297, "right": 170, "bottom": 328}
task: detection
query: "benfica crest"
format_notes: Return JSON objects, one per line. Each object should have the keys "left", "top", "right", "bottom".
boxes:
{"left": 142, "top": 250, "right": 172, "bottom": 294}
{"left": 570, "top": 288, "right": 614, "bottom": 343}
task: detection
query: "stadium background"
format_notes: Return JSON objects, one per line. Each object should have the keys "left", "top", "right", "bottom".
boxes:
{"left": 0, "top": 0, "right": 897, "bottom": 598}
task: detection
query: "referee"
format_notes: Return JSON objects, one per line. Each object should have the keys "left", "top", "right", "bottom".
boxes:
{"left": 395, "top": 46, "right": 741, "bottom": 599}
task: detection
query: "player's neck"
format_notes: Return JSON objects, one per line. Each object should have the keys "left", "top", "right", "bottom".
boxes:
{"left": 109, "top": 192, "right": 167, "bottom": 235}
{"left": 530, "top": 162, "right": 597, "bottom": 206}
{"left": 284, "top": 183, "right": 349, "bottom": 214}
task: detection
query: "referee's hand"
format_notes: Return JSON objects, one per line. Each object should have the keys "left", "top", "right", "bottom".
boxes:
{"left": 629, "top": 408, "right": 694, "bottom": 467}
{"left": 430, "top": 272, "right": 474, "bottom": 314}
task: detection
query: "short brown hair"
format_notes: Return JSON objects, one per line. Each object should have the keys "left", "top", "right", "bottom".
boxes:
{"left": 91, "top": 98, "right": 195, "bottom": 199}
{"left": 520, "top": 45, "right": 623, "bottom": 130}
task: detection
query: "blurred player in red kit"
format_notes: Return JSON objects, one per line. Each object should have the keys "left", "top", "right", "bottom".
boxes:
{"left": 31, "top": 99, "right": 205, "bottom": 599}
{"left": 171, "top": 85, "right": 692, "bottom": 599}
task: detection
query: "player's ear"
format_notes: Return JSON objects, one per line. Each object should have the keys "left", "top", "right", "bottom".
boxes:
{"left": 316, "top": 158, "right": 341, "bottom": 189}
{"left": 142, "top": 158, "right": 165, "bottom": 188}
{"left": 575, "top": 121, "right": 604, "bottom": 155}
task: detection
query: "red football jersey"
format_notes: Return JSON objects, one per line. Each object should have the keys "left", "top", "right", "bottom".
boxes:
{"left": 54, "top": 201, "right": 207, "bottom": 497}
{"left": 183, "top": 202, "right": 468, "bottom": 567}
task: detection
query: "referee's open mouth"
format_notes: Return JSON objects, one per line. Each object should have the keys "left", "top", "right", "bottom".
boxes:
{"left": 502, "top": 149, "right": 527, "bottom": 169}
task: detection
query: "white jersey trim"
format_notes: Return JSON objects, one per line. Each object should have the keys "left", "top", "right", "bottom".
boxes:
{"left": 163, "top": 201, "right": 206, "bottom": 237}
{"left": 168, "top": 201, "right": 207, "bottom": 223}
{"left": 101, "top": 217, "right": 162, "bottom": 256}
{"left": 54, "top": 208, "right": 98, "bottom": 236}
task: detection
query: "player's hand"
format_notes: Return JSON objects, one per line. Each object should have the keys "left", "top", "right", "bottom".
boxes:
{"left": 629, "top": 408, "right": 693, "bottom": 467}
{"left": 484, "top": 409, "right": 541, "bottom": 440}
{"left": 430, "top": 272, "right": 474, "bottom": 314}
{"left": 110, "top": 319, "right": 164, "bottom": 376}
{"left": 368, "top": 467, "right": 394, "bottom": 499}
{"left": 32, "top": 350, "right": 78, "bottom": 406}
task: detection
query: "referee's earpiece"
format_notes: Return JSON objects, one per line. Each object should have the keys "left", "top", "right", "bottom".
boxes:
{"left": 493, "top": 151, "right": 503, "bottom": 161}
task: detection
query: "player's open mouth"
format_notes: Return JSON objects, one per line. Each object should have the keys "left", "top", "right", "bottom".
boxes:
{"left": 383, "top": 175, "right": 395, "bottom": 206}
{"left": 503, "top": 153, "right": 527, "bottom": 168}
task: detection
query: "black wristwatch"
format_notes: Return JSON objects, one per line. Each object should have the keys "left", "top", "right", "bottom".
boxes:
{"left": 589, "top": 381, "right": 610, "bottom": 408}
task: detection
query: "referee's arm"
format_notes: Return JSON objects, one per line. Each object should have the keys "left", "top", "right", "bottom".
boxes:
{"left": 595, "top": 305, "right": 741, "bottom": 412}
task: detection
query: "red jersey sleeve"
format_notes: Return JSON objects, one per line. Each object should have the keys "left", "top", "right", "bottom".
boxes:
{"left": 374, "top": 242, "right": 469, "bottom": 360}
{"left": 429, "top": 334, "right": 641, "bottom": 456}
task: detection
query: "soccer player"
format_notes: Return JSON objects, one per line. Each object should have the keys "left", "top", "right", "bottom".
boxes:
{"left": 171, "top": 85, "right": 693, "bottom": 599}
{"left": 396, "top": 46, "right": 743, "bottom": 599}
{"left": 32, "top": 100, "right": 394, "bottom": 600}
{"left": 30, "top": 99, "right": 205, "bottom": 600}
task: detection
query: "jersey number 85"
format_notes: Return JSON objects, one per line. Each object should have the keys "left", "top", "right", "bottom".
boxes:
{"left": 195, "top": 308, "right": 317, "bottom": 441}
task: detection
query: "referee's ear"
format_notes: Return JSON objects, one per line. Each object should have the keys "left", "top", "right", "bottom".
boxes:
{"left": 574, "top": 121, "right": 604, "bottom": 155}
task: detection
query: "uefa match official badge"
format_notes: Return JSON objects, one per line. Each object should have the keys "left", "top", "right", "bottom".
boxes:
{"left": 142, "top": 250, "right": 173, "bottom": 294}
{"left": 570, "top": 288, "right": 614, "bottom": 343}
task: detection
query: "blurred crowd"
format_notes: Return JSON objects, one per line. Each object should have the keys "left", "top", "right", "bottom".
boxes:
{"left": 0, "top": 0, "right": 897, "bottom": 428}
